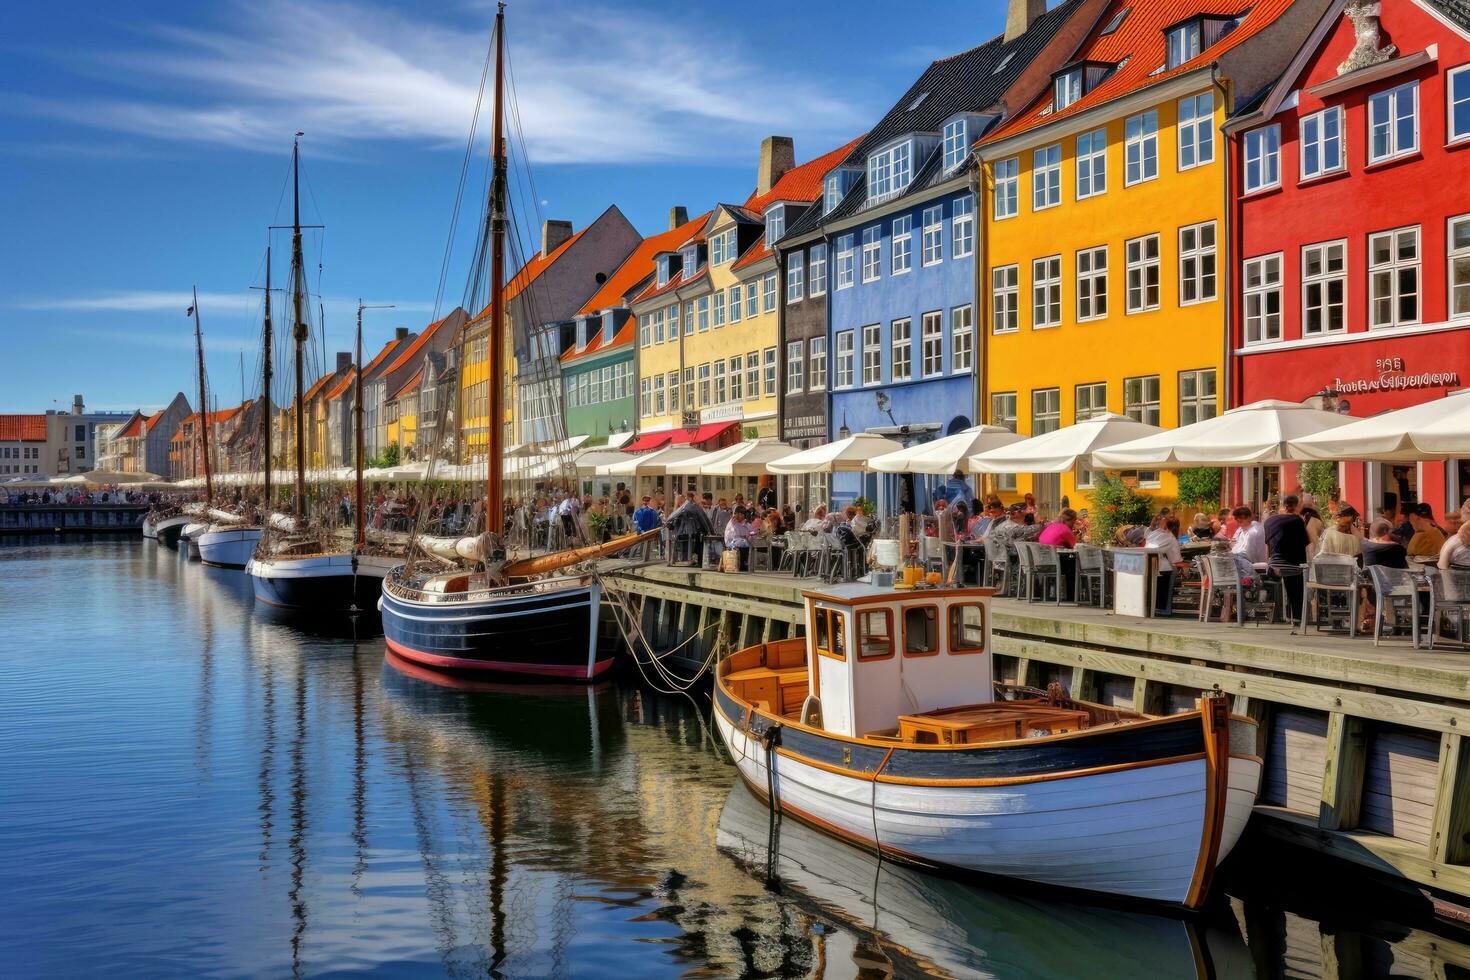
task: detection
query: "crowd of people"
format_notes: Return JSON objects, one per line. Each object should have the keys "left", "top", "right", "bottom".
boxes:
{"left": 0, "top": 485, "right": 166, "bottom": 506}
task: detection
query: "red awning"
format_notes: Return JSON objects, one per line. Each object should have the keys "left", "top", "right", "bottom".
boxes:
{"left": 669, "top": 421, "right": 739, "bottom": 448}
{"left": 621, "top": 432, "right": 673, "bottom": 453}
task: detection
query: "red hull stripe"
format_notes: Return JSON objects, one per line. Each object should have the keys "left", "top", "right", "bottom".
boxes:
{"left": 384, "top": 638, "right": 613, "bottom": 679}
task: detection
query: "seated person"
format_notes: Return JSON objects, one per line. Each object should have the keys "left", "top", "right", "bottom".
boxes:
{"left": 1037, "top": 508, "right": 1079, "bottom": 548}
{"left": 1361, "top": 519, "right": 1407, "bottom": 569}
{"left": 1408, "top": 503, "right": 1447, "bottom": 559}
{"left": 1145, "top": 517, "right": 1187, "bottom": 568}
{"left": 1316, "top": 504, "right": 1362, "bottom": 559}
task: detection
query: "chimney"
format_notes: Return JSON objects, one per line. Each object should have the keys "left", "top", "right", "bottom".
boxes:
{"left": 72, "top": 395, "right": 85, "bottom": 415}
{"left": 757, "top": 136, "right": 795, "bottom": 195}
{"left": 668, "top": 206, "right": 688, "bottom": 231}
{"left": 1005, "top": 0, "right": 1046, "bottom": 42}
{"left": 541, "top": 219, "right": 574, "bottom": 256}
{"left": 395, "top": 327, "right": 409, "bottom": 340}
{"left": 336, "top": 351, "right": 352, "bottom": 372}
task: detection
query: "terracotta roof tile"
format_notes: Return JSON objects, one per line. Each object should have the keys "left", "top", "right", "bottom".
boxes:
{"left": 743, "top": 136, "right": 864, "bottom": 215}
{"left": 143, "top": 411, "right": 166, "bottom": 433}
{"left": 326, "top": 368, "right": 357, "bottom": 401}
{"left": 302, "top": 371, "right": 338, "bottom": 403}
{"left": 0, "top": 415, "right": 47, "bottom": 441}
{"left": 389, "top": 367, "right": 424, "bottom": 401}
{"left": 118, "top": 413, "right": 145, "bottom": 439}
{"left": 384, "top": 313, "right": 453, "bottom": 375}
{"left": 631, "top": 265, "right": 707, "bottom": 306}
{"left": 361, "top": 336, "right": 409, "bottom": 383}
{"left": 561, "top": 318, "right": 635, "bottom": 365}
{"left": 575, "top": 210, "right": 713, "bottom": 316}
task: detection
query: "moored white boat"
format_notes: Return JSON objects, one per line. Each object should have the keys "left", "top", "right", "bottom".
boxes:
{"left": 250, "top": 550, "right": 398, "bottom": 612}
{"left": 179, "top": 521, "right": 209, "bottom": 560}
{"left": 712, "top": 582, "right": 1261, "bottom": 909}
{"left": 197, "top": 525, "right": 262, "bottom": 569}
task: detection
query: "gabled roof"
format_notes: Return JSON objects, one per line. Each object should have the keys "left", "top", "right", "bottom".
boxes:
{"left": 117, "top": 412, "right": 145, "bottom": 439}
{"left": 630, "top": 265, "right": 707, "bottom": 306}
{"left": 302, "top": 370, "right": 339, "bottom": 404}
{"left": 562, "top": 319, "right": 635, "bottom": 365}
{"left": 575, "top": 210, "right": 712, "bottom": 316}
{"left": 985, "top": 0, "right": 1296, "bottom": 145}
{"left": 731, "top": 136, "right": 865, "bottom": 271}
{"left": 326, "top": 368, "right": 358, "bottom": 401}
{"left": 505, "top": 229, "right": 587, "bottom": 305}
{"left": 0, "top": 415, "right": 46, "bottom": 441}
{"left": 384, "top": 312, "right": 455, "bottom": 375}
{"left": 389, "top": 367, "right": 424, "bottom": 401}
{"left": 362, "top": 334, "right": 414, "bottom": 384}
{"left": 143, "top": 411, "right": 166, "bottom": 433}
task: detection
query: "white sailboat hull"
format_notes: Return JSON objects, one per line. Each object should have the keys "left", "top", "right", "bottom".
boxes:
{"left": 179, "top": 521, "right": 210, "bottom": 560}
{"left": 197, "top": 526, "right": 262, "bottom": 569}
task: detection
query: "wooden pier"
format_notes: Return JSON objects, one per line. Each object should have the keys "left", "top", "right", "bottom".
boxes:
{"left": 602, "top": 562, "right": 1470, "bottom": 904}
{"left": 0, "top": 504, "right": 148, "bottom": 535}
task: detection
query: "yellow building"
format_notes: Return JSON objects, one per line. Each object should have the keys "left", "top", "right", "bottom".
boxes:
{"left": 976, "top": 0, "right": 1320, "bottom": 511}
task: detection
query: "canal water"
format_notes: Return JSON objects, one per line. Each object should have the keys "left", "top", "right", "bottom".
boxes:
{"left": 3, "top": 539, "right": 1467, "bottom": 978}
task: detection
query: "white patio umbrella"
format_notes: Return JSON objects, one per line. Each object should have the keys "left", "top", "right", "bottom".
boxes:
{"left": 869, "top": 425, "right": 1026, "bottom": 475}
{"left": 699, "top": 438, "right": 798, "bottom": 476}
{"left": 968, "top": 414, "right": 1165, "bottom": 473}
{"left": 575, "top": 450, "right": 632, "bottom": 474}
{"left": 1091, "top": 400, "right": 1358, "bottom": 469}
{"left": 1291, "top": 390, "right": 1470, "bottom": 462}
{"left": 767, "top": 432, "right": 904, "bottom": 474}
{"left": 596, "top": 445, "right": 705, "bottom": 477}
{"left": 660, "top": 446, "right": 727, "bottom": 475}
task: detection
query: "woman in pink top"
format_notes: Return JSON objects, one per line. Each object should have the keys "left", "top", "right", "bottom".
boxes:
{"left": 1037, "top": 508, "right": 1079, "bottom": 548}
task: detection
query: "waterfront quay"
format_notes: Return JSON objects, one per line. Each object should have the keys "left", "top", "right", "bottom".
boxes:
{"left": 604, "top": 561, "right": 1470, "bottom": 908}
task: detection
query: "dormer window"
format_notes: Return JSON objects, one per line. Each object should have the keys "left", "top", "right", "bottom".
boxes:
{"left": 1054, "top": 69, "right": 1083, "bottom": 110}
{"left": 942, "top": 119, "right": 968, "bottom": 172}
{"left": 1166, "top": 21, "right": 1202, "bottom": 69}
{"left": 682, "top": 245, "right": 699, "bottom": 274}
{"left": 867, "top": 140, "right": 912, "bottom": 203}
{"left": 765, "top": 205, "right": 785, "bottom": 247}
{"left": 575, "top": 318, "right": 589, "bottom": 352}
{"left": 710, "top": 230, "right": 727, "bottom": 265}
{"left": 656, "top": 255, "right": 671, "bottom": 287}
{"left": 907, "top": 91, "right": 929, "bottom": 112}
{"left": 601, "top": 311, "right": 615, "bottom": 344}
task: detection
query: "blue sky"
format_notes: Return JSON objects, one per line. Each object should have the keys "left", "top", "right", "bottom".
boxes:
{"left": 1, "top": 0, "right": 1013, "bottom": 413}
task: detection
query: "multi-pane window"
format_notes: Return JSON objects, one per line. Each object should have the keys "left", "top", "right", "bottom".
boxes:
{"left": 1054, "top": 68, "right": 1083, "bottom": 110}
{"left": 786, "top": 341, "right": 804, "bottom": 394}
{"left": 764, "top": 347, "right": 777, "bottom": 396}
{"left": 1033, "top": 144, "right": 1061, "bottom": 210}
{"left": 747, "top": 351, "right": 760, "bottom": 401}
{"left": 710, "top": 229, "right": 728, "bottom": 265}
{"left": 712, "top": 290, "right": 726, "bottom": 327}
{"left": 1124, "top": 375, "right": 1160, "bottom": 425}
{"left": 1032, "top": 388, "right": 1060, "bottom": 434}
{"left": 639, "top": 377, "right": 651, "bottom": 417}
{"left": 809, "top": 243, "right": 828, "bottom": 297}
{"left": 891, "top": 215, "right": 913, "bottom": 274}
{"left": 1077, "top": 246, "right": 1107, "bottom": 321}
{"left": 1244, "top": 124, "right": 1280, "bottom": 191}
{"left": 1369, "top": 226, "right": 1420, "bottom": 327}
{"left": 1032, "top": 256, "right": 1061, "bottom": 328}
{"left": 835, "top": 330, "right": 855, "bottom": 388}
{"left": 952, "top": 195, "right": 974, "bottom": 258}
{"left": 862, "top": 324, "right": 882, "bottom": 385}
{"left": 728, "top": 356, "right": 743, "bottom": 401}
{"left": 1300, "top": 106, "right": 1344, "bottom": 179}
{"left": 809, "top": 337, "right": 827, "bottom": 390}
{"left": 922, "top": 206, "right": 944, "bottom": 265}
{"left": 639, "top": 313, "right": 651, "bottom": 347}
{"left": 951, "top": 305, "right": 973, "bottom": 373}
{"left": 765, "top": 207, "right": 784, "bottom": 248}
{"left": 728, "top": 286, "right": 742, "bottom": 323}
{"left": 654, "top": 374, "right": 666, "bottom": 415}
{"left": 1167, "top": 22, "right": 1200, "bottom": 69}
{"left": 698, "top": 362, "right": 711, "bottom": 405}
{"left": 1177, "top": 92, "right": 1213, "bottom": 170}
{"left": 1452, "top": 66, "right": 1470, "bottom": 143}
{"left": 698, "top": 295, "right": 710, "bottom": 331}
{"left": 1243, "top": 254, "right": 1283, "bottom": 344}
{"left": 992, "top": 265, "right": 1019, "bottom": 333}
{"left": 921, "top": 311, "right": 943, "bottom": 377}
{"left": 762, "top": 273, "right": 777, "bottom": 312}
{"left": 1179, "top": 221, "right": 1217, "bottom": 305}
{"left": 837, "top": 235, "right": 855, "bottom": 289}
{"left": 1075, "top": 382, "right": 1107, "bottom": 420}
{"left": 1451, "top": 216, "right": 1470, "bottom": 318}
{"left": 1302, "top": 240, "right": 1347, "bottom": 335}
{"left": 891, "top": 318, "right": 913, "bottom": 381}
{"left": 1124, "top": 110, "right": 1158, "bottom": 185}
{"left": 1369, "top": 81, "right": 1418, "bottom": 163}
{"left": 861, "top": 227, "right": 881, "bottom": 282}
{"left": 684, "top": 300, "right": 695, "bottom": 334}
{"left": 714, "top": 360, "right": 727, "bottom": 403}
{"left": 867, "top": 140, "right": 913, "bottom": 201}
{"left": 1125, "top": 234, "right": 1160, "bottom": 313}
{"left": 942, "top": 118, "right": 968, "bottom": 171}
{"left": 683, "top": 367, "right": 694, "bottom": 410}
{"left": 653, "top": 307, "right": 665, "bottom": 344}
{"left": 1076, "top": 128, "right": 1107, "bottom": 198}
{"left": 991, "top": 391, "right": 1017, "bottom": 432}
{"left": 668, "top": 371, "right": 679, "bottom": 413}
{"left": 1179, "top": 369, "right": 1217, "bottom": 426}
{"left": 994, "top": 157, "right": 1019, "bottom": 219}
{"left": 745, "top": 282, "right": 758, "bottom": 318}
{"left": 786, "top": 251, "right": 805, "bottom": 302}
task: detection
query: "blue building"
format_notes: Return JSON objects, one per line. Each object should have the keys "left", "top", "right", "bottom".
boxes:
{"left": 790, "top": 0, "right": 1101, "bottom": 508}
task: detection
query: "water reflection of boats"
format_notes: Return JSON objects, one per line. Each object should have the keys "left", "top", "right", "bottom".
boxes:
{"left": 715, "top": 782, "right": 1231, "bottom": 978}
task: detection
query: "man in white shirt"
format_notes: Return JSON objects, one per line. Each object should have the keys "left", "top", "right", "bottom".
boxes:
{"left": 1230, "top": 506, "right": 1266, "bottom": 565}
{"left": 1144, "top": 519, "right": 1185, "bottom": 567}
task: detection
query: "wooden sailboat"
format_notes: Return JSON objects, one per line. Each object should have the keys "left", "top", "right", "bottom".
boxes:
{"left": 712, "top": 583, "right": 1262, "bottom": 908}
{"left": 379, "top": 4, "right": 650, "bottom": 680}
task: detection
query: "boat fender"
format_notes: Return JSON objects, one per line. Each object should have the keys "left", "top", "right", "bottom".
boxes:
{"left": 799, "top": 695, "right": 822, "bottom": 730}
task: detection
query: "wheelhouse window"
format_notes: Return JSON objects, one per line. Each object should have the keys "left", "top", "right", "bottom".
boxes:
{"left": 1076, "top": 128, "right": 1107, "bottom": 199}
{"left": 1033, "top": 144, "right": 1061, "bottom": 210}
{"left": 814, "top": 607, "right": 846, "bottom": 660}
{"left": 1244, "top": 125, "right": 1280, "bottom": 192}
{"left": 1177, "top": 92, "right": 1213, "bottom": 170}
{"left": 992, "top": 265, "right": 1019, "bottom": 333}
{"left": 1243, "top": 254, "right": 1282, "bottom": 344}
{"left": 1124, "top": 110, "right": 1158, "bottom": 185}
{"left": 1369, "top": 226, "right": 1420, "bottom": 327}
{"left": 1368, "top": 81, "right": 1418, "bottom": 163}
{"left": 948, "top": 604, "right": 986, "bottom": 654}
{"left": 858, "top": 608, "right": 894, "bottom": 659}
{"left": 1302, "top": 240, "right": 1346, "bottom": 335}
{"left": 903, "top": 605, "right": 938, "bottom": 656}
{"left": 1300, "top": 106, "right": 1344, "bottom": 180}
{"left": 994, "top": 157, "right": 1019, "bottom": 219}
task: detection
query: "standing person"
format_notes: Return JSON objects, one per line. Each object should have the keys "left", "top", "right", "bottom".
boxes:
{"left": 934, "top": 498, "right": 955, "bottom": 543}
{"left": 711, "top": 497, "right": 732, "bottom": 534}
{"left": 757, "top": 482, "right": 776, "bottom": 511}
{"left": 723, "top": 508, "right": 756, "bottom": 569}
{"left": 632, "top": 495, "right": 662, "bottom": 534}
{"left": 1264, "top": 495, "right": 1309, "bottom": 621}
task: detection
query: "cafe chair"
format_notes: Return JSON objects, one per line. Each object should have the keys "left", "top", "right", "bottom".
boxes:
{"left": 920, "top": 534, "right": 946, "bottom": 575}
{"left": 1300, "top": 554, "right": 1360, "bottom": 637}
{"left": 1074, "top": 543, "right": 1109, "bottom": 608}
{"left": 1202, "top": 554, "right": 1252, "bottom": 626}
{"left": 1019, "top": 542, "right": 1062, "bottom": 604}
{"left": 982, "top": 537, "right": 1013, "bottom": 597}
{"left": 1426, "top": 568, "right": 1470, "bottom": 650}
{"left": 1366, "top": 565, "right": 1421, "bottom": 648}
{"left": 700, "top": 535, "right": 725, "bottom": 571}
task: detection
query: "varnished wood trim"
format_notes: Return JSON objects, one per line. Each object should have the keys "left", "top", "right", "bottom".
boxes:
{"left": 1185, "top": 695, "right": 1231, "bottom": 910}
{"left": 803, "top": 586, "right": 997, "bottom": 607}
{"left": 873, "top": 752, "right": 1208, "bottom": 788}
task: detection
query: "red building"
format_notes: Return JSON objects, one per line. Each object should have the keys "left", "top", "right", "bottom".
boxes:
{"left": 1226, "top": 0, "right": 1470, "bottom": 516}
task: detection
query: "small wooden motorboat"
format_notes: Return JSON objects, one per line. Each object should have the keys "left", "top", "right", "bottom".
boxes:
{"left": 712, "top": 583, "right": 1261, "bottom": 909}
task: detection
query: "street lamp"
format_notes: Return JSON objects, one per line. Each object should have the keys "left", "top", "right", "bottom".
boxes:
{"left": 838, "top": 411, "right": 851, "bottom": 440}
{"left": 875, "top": 391, "right": 897, "bottom": 427}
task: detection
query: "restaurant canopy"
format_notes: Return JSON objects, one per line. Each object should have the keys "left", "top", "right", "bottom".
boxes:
{"left": 1091, "top": 400, "right": 1357, "bottom": 469}
{"left": 697, "top": 438, "right": 798, "bottom": 476}
{"left": 968, "top": 414, "right": 1165, "bottom": 474}
{"left": 767, "top": 432, "right": 904, "bottom": 475}
{"left": 1290, "top": 390, "right": 1470, "bottom": 462}
{"left": 869, "top": 425, "right": 1025, "bottom": 475}
{"left": 595, "top": 445, "right": 706, "bottom": 477}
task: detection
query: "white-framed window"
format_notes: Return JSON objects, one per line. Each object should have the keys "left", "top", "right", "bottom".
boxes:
{"left": 809, "top": 337, "right": 827, "bottom": 390}
{"left": 1369, "top": 226, "right": 1420, "bottom": 327}
{"left": 638, "top": 312, "right": 651, "bottom": 348}
{"left": 763, "top": 273, "right": 777, "bottom": 312}
{"left": 942, "top": 118, "right": 968, "bottom": 171}
{"left": 1032, "top": 387, "right": 1060, "bottom": 434}
{"left": 1243, "top": 253, "right": 1283, "bottom": 344}
{"left": 728, "top": 286, "right": 742, "bottom": 323}
{"left": 891, "top": 215, "right": 913, "bottom": 275}
{"left": 952, "top": 195, "right": 974, "bottom": 258}
{"left": 710, "top": 229, "right": 727, "bottom": 265}
{"left": 809, "top": 243, "right": 828, "bottom": 296}
{"left": 1033, "top": 143, "right": 1061, "bottom": 210}
{"left": 991, "top": 391, "right": 1017, "bottom": 431}
{"left": 1125, "top": 234, "right": 1160, "bottom": 313}
{"left": 1179, "top": 368, "right": 1217, "bottom": 425}
{"left": 765, "top": 205, "right": 785, "bottom": 247}
{"left": 683, "top": 367, "right": 694, "bottom": 409}
{"left": 1300, "top": 106, "right": 1344, "bottom": 180}
{"left": 653, "top": 307, "right": 665, "bottom": 344}
{"left": 682, "top": 245, "right": 698, "bottom": 274}
{"left": 1075, "top": 382, "right": 1107, "bottom": 421}
{"left": 1054, "top": 68, "right": 1083, "bottom": 110}
{"left": 654, "top": 373, "right": 666, "bottom": 415}
{"left": 1302, "top": 240, "right": 1347, "bottom": 335}
{"left": 1244, "top": 124, "right": 1280, "bottom": 192}
{"left": 824, "top": 172, "right": 844, "bottom": 214}
{"left": 729, "top": 356, "right": 743, "bottom": 401}
{"left": 1451, "top": 65, "right": 1470, "bottom": 144}
{"left": 951, "top": 305, "right": 973, "bottom": 373}
{"left": 786, "top": 340, "right": 805, "bottom": 394}
{"left": 994, "top": 157, "right": 1019, "bottom": 219}
{"left": 1032, "top": 255, "right": 1062, "bottom": 328}
{"left": 834, "top": 330, "right": 855, "bottom": 388}
{"left": 668, "top": 371, "right": 679, "bottom": 412}
{"left": 1451, "top": 215, "right": 1470, "bottom": 319}
{"left": 861, "top": 323, "right": 881, "bottom": 385}
{"left": 1076, "top": 127, "right": 1107, "bottom": 199}
{"left": 1077, "top": 245, "right": 1108, "bottom": 321}
{"left": 1124, "top": 110, "right": 1158, "bottom": 185}
{"left": 1167, "top": 21, "right": 1201, "bottom": 70}
{"left": 639, "top": 377, "right": 651, "bottom": 417}
{"left": 992, "top": 265, "right": 1019, "bottom": 333}
{"left": 745, "top": 282, "right": 758, "bottom": 318}
{"left": 656, "top": 255, "right": 670, "bottom": 287}
{"left": 764, "top": 346, "right": 777, "bottom": 396}
{"left": 867, "top": 140, "right": 913, "bottom": 201}
{"left": 698, "top": 362, "right": 711, "bottom": 404}
{"left": 1123, "top": 375, "right": 1160, "bottom": 425}
{"left": 1369, "top": 81, "right": 1418, "bottom": 163}
{"left": 861, "top": 226, "right": 881, "bottom": 282}
{"left": 1179, "top": 221, "right": 1217, "bottom": 305}
{"left": 786, "top": 251, "right": 805, "bottom": 302}
{"left": 1177, "top": 91, "right": 1213, "bottom": 170}
{"left": 922, "top": 205, "right": 943, "bottom": 265}
{"left": 714, "top": 360, "right": 727, "bottom": 403}
{"left": 921, "top": 311, "right": 943, "bottom": 377}
{"left": 668, "top": 302, "right": 680, "bottom": 337}
{"left": 747, "top": 351, "right": 760, "bottom": 401}
{"left": 891, "top": 317, "right": 912, "bottom": 381}
{"left": 712, "top": 290, "right": 726, "bottom": 327}
{"left": 837, "top": 234, "right": 856, "bottom": 289}
{"left": 684, "top": 300, "right": 695, "bottom": 335}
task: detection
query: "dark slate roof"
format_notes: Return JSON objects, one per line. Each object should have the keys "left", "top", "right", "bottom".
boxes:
{"left": 1427, "top": 0, "right": 1470, "bottom": 30}
{"left": 782, "top": 194, "right": 828, "bottom": 242}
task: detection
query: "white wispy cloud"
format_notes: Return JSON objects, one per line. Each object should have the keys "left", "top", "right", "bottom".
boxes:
{"left": 12, "top": 0, "right": 865, "bottom": 163}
